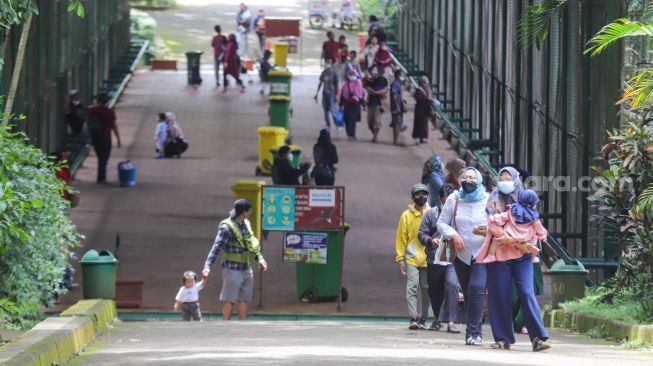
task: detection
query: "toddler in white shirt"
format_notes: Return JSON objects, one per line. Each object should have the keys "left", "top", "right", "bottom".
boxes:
{"left": 173, "top": 271, "right": 206, "bottom": 321}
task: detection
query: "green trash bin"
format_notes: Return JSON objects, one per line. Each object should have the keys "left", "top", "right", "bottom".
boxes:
{"left": 185, "top": 50, "right": 203, "bottom": 85}
{"left": 269, "top": 96, "right": 291, "bottom": 129}
{"left": 80, "top": 249, "right": 118, "bottom": 299}
{"left": 544, "top": 259, "right": 588, "bottom": 309}
{"left": 268, "top": 70, "right": 292, "bottom": 97}
{"left": 143, "top": 48, "right": 156, "bottom": 66}
{"left": 296, "top": 225, "right": 350, "bottom": 303}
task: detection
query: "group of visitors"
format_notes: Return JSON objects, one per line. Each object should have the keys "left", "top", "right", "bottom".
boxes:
{"left": 315, "top": 16, "right": 434, "bottom": 145}
{"left": 396, "top": 158, "right": 552, "bottom": 352}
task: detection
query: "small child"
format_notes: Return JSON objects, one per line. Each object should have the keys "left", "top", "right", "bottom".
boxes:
{"left": 173, "top": 271, "right": 206, "bottom": 321}
{"left": 259, "top": 49, "right": 273, "bottom": 94}
{"left": 154, "top": 113, "right": 167, "bottom": 159}
{"left": 477, "top": 189, "right": 547, "bottom": 264}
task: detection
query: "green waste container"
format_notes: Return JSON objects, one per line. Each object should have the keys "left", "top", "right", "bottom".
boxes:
{"left": 296, "top": 225, "right": 350, "bottom": 303}
{"left": 80, "top": 249, "right": 118, "bottom": 299}
{"left": 268, "top": 70, "right": 292, "bottom": 97}
{"left": 143, "top": 48, "right": 156, "bottom": 66}
{"left": 544, "top": 259, "right": 588, "bottom": 308}
{"left": 269, "top": 95, "right": 291, "bottom": 129}
{"left": 185, "top": 50, "right": 203, "bottom": 85}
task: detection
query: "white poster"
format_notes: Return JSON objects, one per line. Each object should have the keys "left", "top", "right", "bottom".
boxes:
{"left": 309, "top": 189, "right": 336, "bottom": 207}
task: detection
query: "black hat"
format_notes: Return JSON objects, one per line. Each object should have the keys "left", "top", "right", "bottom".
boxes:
{"left": 230, "top": 199, "right": 252, "bottom": 218}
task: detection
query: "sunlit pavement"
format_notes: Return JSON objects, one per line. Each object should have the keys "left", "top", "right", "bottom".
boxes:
{"left": 72, "top": 320, "right": 653, "bottom": 366}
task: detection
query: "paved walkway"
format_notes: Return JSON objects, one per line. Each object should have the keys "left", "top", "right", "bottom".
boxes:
{"left": 70, "top": 321, "right": 653, "bottom": 366}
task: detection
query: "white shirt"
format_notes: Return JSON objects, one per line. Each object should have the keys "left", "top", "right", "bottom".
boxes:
{"left": 437, "top": 192, "right": 489, "bottom": 265}
{"left": 155, "top": 122, "right": 167, "bottom": 150}
{"left": 175, "top": 281, "right": 204, "bottom": 303}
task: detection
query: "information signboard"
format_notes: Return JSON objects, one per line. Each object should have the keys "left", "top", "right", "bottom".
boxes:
{"left": 283, "top": 232, "right": 328, "bottom": 264}
{"left": 262, "top": 186, "right": 345, "bottom": 231}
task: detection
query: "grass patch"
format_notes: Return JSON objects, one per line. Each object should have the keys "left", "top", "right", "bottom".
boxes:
{"left": 620, "top": 339, "right": 653, "bottom": 352}
{"left": 559, "top": 288, "right": 653, "bottom": 325}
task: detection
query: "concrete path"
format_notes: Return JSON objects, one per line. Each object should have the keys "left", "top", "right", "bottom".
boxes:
{"left": 70, "top": 320, "right": 653, "bottom": 366}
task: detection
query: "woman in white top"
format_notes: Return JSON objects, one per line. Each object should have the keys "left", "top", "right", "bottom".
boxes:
{"left": 437, "top": 167, "right": 489, "bottom": 346}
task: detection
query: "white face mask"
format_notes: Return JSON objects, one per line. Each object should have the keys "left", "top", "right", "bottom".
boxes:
{"left": 497, "top": 181, "right": 515, "bottom": 195}
{"left": 72, "top": 100, "right": 80, "bottom": 106}
{"left": 287, "top": 153, "right": 293, "bottom": 161}
{"left": 399, "top": 76, "right": 405, "bottom": 81}
{"left": 371, "top": 70, "right": 378, "bottom": 77}
{"left": 325, "top": 64, "right": 332, "bottom": 69}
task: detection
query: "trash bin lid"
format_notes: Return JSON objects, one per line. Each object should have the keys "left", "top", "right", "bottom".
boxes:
{"left": 185, "top": 50, "right": 204, "bottom": 56}
{"left": 80, "top": 249, "right": 118, "bottom": 264}
{"left": 258, "top": 126, "right": 288, "bottom": 135}
{"left": 548, "top": 259, "right": 588, "bottom": 273}
{"left": 269, "top": 95, "right": 291, "bottom": 102}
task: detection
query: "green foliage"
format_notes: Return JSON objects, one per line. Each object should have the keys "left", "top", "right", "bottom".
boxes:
{"left": 0, "top": 0, "right": 84, "bottom": 29}
{"left": 130, "top": 9, "right": 158, "bottom": 46}
{"left": 585, "top": 18, "right": 653, "bottom": 57}
{"left": 358, "top": 0, "right": 397, "bottom": 36}
{"left": 588, "top": 123, "right": 653, "bottom": 312}
{"left": 517, "top": 0, "right": 567, "bottom": 48}
{"left": 560, "top": 286, "right": 653, "bottom": 324}
{"left": 0, "top": 122, "right": 81, "bottom": 329}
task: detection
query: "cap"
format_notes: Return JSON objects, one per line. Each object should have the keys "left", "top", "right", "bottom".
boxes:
{"left": 411, "top": 183, "right": 429, "bottom": 195}
{"left": 68, "top": 89, "right": 79, "bottom": 97}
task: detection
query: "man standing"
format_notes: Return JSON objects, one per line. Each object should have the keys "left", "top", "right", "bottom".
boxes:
{"left": 314, "top": 58, "right": 339, "bottom": 130}
{"left": 321, "top": 31, "right": 340, "bottom": 66}
{"left": 203, "top": 199, "right": 268, "bottom": 320}
{"left": 87, "top": 93, "right": 121, "bottom": 184}
{"left": 236, "top": 3, "right": 252, "bottom": 57}
{"left": 365, "top": 65, "right": 388, "bottom": 143}
{"left": 211, "top": 25, "right": 227, "bottom": 87}
{"left": 389, "top": 69, "right": 407, "bottom": 145}
{"left": 396, "top": 183, "right": 431, "bottom": 330}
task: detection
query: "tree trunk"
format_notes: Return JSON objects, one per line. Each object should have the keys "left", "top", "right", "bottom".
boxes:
{"left": 2, "top": 13, "right": 32, "bottom": 126}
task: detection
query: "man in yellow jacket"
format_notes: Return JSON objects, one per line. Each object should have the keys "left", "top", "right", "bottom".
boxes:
{"left": 396, "top": 183, "right": 431, "bottom": 330}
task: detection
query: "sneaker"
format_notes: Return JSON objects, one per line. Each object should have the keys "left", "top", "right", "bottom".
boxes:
{"left": 417, "top": 317, "right": 428, "bottom": 330}
{"left": 408, "top": 317, "right": 419, "bottom": 330}
{"left": 429, "top": 321, "right": 442, "bottom": 331}
{"left": 447, "top": 322, "right": 461, "bottom": 333}
{"left": 466, "top": 336, "right": 482, "bottom": 346}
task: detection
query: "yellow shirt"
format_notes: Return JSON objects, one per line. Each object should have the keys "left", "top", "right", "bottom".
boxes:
{"left": 395, "top": 204, "right": 427, "bottom": 268}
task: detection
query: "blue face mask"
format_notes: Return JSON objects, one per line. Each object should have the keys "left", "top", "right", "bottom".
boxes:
{"left": 497, "top": 181, "right": 515, "bottom": 195}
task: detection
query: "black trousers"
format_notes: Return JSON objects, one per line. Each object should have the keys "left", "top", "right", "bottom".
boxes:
{"left": 91, "top": 134, "right": 112, "bottom": 183}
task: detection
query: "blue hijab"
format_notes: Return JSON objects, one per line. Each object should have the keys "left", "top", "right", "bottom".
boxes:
{"left": 458, "top": 167, "right": 488, "bottom": 203}
{"left": 512, "top": 189, "right": 540, "bottom": 224}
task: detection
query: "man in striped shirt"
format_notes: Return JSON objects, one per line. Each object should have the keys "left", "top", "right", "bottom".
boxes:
{"left": 203, "top": 199, "right": 267, "bottom": 320}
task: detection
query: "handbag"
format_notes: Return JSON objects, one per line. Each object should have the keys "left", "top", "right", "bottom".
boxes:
{"left": 334, "top": 110, "right": 344, "bottom": 127}
{"left": 440, "top": 198, "right": 459, "bottom": 263}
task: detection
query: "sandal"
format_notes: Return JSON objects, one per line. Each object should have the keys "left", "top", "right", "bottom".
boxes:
{"left": 490, "top": 340, "right": 511, "bottom": 350}
{"left": 532, "top": 337, "right": 551, "bottom": 352}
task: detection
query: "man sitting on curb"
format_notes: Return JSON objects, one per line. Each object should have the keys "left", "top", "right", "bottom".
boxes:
{"left": 203, "top": 199, "right": 268, "bottom": 320}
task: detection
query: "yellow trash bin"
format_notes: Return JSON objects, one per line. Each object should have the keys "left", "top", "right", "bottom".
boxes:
{"left": 257, "top": 126, "right": 288, "bottom": 176}
{"left": 273, "top": 43, "right": 289, "bottom": 68}
{"left": 231, "top": 180, "right": 266, "bottom": 241}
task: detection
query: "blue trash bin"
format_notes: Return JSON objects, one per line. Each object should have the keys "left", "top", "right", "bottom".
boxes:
{"left": 118, "top": 160, "right": 136, "bottom": 187}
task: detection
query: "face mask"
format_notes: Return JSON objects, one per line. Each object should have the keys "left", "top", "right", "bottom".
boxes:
{"left": 399, "top": 76, "right": 405, "bottom": 81}
{"left": 371, "top": 70, "right": 378, "bottom": 77}
{"left": 461, "top": 181, "right": 477, "bottom": 194}
{"left": 72, "top": 100, "right": 80, "bottom": 106}
{"left": 287, "top": 153, "right": 293, "bottom": 161}
{"left": 413, "top": 196, "right": 427, "bottom": 207}
{"left": 349, "top": 76, "right": 358, "bottom": 81}
{"left": 325, "top": 64, "right": 332, "bottom": 69}
{"left": 497, "top": 181, "right": 515, "bottom": 195}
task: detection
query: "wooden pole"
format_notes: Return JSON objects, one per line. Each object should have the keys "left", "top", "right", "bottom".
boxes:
{"left": 2, "top": 13, "right": 32, "bottom": 126}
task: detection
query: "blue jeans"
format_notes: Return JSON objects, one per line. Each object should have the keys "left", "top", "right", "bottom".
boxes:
{"left": 454, "top": 257, "right": 487, "bottom": 339}
{"left": 322, "top": 94, "right": 337, "bottom": 127}
{"left": 487, "top": 253, "right": 548, "bottom": 344}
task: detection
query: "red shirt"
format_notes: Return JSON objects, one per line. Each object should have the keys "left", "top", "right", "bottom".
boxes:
{"left": 88, "top": 105, "right": 116, "bottom": 137}
{"left": 212, "top": 34, "right": 227, "bottom": 58}
{"left": 322, "top": 40, "right": 340, "bottom": 62}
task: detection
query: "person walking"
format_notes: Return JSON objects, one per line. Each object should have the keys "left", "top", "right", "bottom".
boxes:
{"left": 223, "top": 34, "right": 246, "bottom": 93}
{"left": 314, "top": 58, "right": 339, "bottom": 130}
{"left": 252, "top": 9, "right": 266, "bottom": 54}
{"left": 364, "top": 65, "right": 388, "bottom": 143}
{"left": 211, "top": 25, "right": 227, "bottom": 87}
{"left": 311, "top": 128, "right": 338, "bottom": 186}
{"left": 236, "top": 3, "right": 252, "bottom": 57}
{"left": 437, "top": 167, "right": 489, "bottom": 346}
{"left": 443, "top": 158, "right": 467, "bottom": 198}
{"left": 322, "top": 31, "right": 340, "bottom": 65}
{"left": 373, "top": 32, "right": 394, "bottom": 81}
{"left": 344, "top": 50, "right": 362, "bottom": 78}
{"left": 421, "top": 155, "right": 446, "bottom": 210}
{"left": 339, "top": 69, "right": 365, "bottom": 140}
{"left": 413, "top": 76, "right": 434, "bottom": 144}
{"left": 396, "top": 183, "right": 432, "bottom": 330}
{"left": 389, "top": 69, "right": 406, "bottom": 145}
{"left": 419, "top": 202, "right": 461, "bottom": 333}
{"left": 65, "top": 89, "right": 85, "bottom": 137}
{"left": 363, "top": 35, "right": 379, "bottom": 71}
{"left": 87, "top": 93, "right": 121, "bottom": 184}
{"left": 203, "top": 199, "right": 268, "bottom": 320}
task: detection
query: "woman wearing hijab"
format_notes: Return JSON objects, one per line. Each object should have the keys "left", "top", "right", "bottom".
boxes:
{"left": 485, "top": 166, "right": 548, "bottom": 350}
{"left": 164, "top": 112, "right": 188, "bottom": 158}
{"left": 413, "top": 76, "right": 434, "bottom": 144}
{"left": 339, "top": 69, "right": 366, "bottom": 140}
{"left": 223, "top": 34, "right": 246, "bottom": 93}
{"left": 421, "top": 155, "right": 446, "bottom": 210}
{"left": 436, "top": 167, "right": 489, "bottom": 346}
{"left": 311, "top": 129, "right": 339, "bottom": 186}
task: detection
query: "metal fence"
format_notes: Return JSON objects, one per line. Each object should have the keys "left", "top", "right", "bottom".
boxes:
{"left": 1, "top": 0, "right": 131, "bottom": 154}
{"left": 396, "top": 0, "right": 625, "bottom": 263}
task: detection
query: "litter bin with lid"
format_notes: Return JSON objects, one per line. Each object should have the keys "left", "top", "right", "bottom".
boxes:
{"left": 80, "top": 249, "right": 118, "bottom": 299}
{"left": 268, "top": 70, "right": 292, "bottom": 97}
{"left": 269, "top": 95, "right": 291, "bottom": 129}
{"left": 257, "top": 126, "right": 288, "bottom": 176}
{"left": 185, "top": 50, "right": 203, "bottom": 85}
{"left": 273, "top": 43, "right": 289, "bottom": 67}
{"left": 118, "top": 160, "right": 137, "bottom": 187}
{"left": 544, "top": 259, "right": 588, "bottom": 308}
{"left": 231, "top": 180, "right": 266, "bottom": 240}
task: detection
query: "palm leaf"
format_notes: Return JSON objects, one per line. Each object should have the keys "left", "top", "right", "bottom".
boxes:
{"left": 635, "top": 184, "right": 653, "bottom": 220}
{"left": 619, "top": 69, "right": 653, "bottom": 107}
{"left": 585, "top": 18, "right": 653, "bottom": 57}
{"left": 643, "top": 0, "right": 653, "bottom": 22}
{"left": 517, "top": 0, "right": 567, "bottom": 48}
